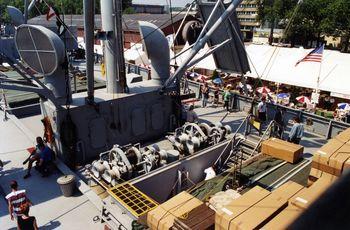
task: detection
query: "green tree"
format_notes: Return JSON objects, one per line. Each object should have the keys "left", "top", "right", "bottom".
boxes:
{"left": 257, "top": 0, "right": 297, "bottom": 45}
{"left": 1, "top": 0, "right": 133, "bottom": 23}
{"left": 322, "top": 0, "right": 350, "bottom": 52}
{"left": 0, "top": 0, "right": 25, "bottom": 23}
{"left": 123, "top": 7, "right": 135, "bottom": 14}
{"left": 285, "top": 0, "right": 332, "bottom": 47}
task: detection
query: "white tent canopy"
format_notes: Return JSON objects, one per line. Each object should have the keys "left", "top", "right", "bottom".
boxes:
{"left": 171, "top": 42, "right": 217, "bottom": 70}
{"left": 175, "top": 43, "right": 350, "bottom": 98}
{"left": 245, "top": 44, "right": 350, "bottom": 98}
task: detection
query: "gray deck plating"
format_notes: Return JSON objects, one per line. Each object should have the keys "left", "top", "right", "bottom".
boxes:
{"left": 0, "top": 101, "right": 327, "bottom": 229}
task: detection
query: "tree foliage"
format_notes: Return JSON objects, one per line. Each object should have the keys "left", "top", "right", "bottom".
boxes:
{"left": 0, "top": 0, "right": 133, "bottom": 23}
{"left": 257, "top": 0, "right": 350, "bottom": 51}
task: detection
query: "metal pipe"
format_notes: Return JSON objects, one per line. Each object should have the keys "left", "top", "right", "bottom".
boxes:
{"left": 114, "top": 0, "right": 126, "bottom": 92}
{"left": 83, "top": 0, "right": 95, "bottom": 103}
{"left": 163, "top": 0, "right": 243, "bottom": 90}
{"left": 101, "top": 0, "right": 117, "bottom": 94}
{"left": 186, "top": 38, "right": 231, "bottom": 68}
{"left": 24, "top": 0, "right": 29, "bottom": 24}
{"left": 28, "top": 0, "right": 36, "bottom": 13}
{"left": 171, "top": 43, "right": 194, "bottom": 60}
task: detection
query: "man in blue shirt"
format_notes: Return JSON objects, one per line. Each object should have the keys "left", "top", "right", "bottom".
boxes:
{"left": 24, "top": 137, "right": 53, "bottom": 179}
{"left": 288, "top": 117, "right": 304, "bottom": 144}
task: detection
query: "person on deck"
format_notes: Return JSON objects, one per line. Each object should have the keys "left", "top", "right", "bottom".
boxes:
{"left": 23, "top": 137, "right": 53, "bottom": 179}
{"left": 6, "top": 180, "right": 32, "bottom": 227}
{"left": 273, "top": 107, "right": 285, "bottom": 138}
{"left": 201, "top": 82, "right": 209, "bottom": 108}
{"left": 186, "top": 105, "right": 198, "bottom": 123}
{"left": 212, "top": 85, "right": 220, "bottom": 107}
{"left": 17, "top": 203, "right": 38, "bottom": 230}
{"left": 257, "top": 96, "right": 267, "bottom": 122}
{"left": 288, "top": 117, "right": 304, "bottom": 144}
{"left": 223, "top": 87, "right": 231, "bottom": 112}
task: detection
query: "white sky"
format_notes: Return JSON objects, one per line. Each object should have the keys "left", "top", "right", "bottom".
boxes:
{"left": 132, "top": 0, "right": 193, "bottom": 7}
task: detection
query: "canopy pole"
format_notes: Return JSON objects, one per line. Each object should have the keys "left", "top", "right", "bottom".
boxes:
{"left": 315, "top": 44, "right": 325, "bottom": 104}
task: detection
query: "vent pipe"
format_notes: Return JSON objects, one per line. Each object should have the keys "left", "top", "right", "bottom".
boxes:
{"left": 83, "top": 0, "right": 95, "bottom": 104}
{"left": 139, "top": 21, "right": 170, "bottom": 86}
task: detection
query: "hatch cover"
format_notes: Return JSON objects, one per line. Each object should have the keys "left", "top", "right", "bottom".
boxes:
{"left": 107, "top": 183, "right": 158, "bottom": 217}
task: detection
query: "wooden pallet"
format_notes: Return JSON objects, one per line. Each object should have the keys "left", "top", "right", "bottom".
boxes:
{"left": 172, "top": 204, "right": 215, "bottom": 230}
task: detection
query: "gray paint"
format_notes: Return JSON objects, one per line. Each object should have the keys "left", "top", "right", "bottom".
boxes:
{"left": 7, "top": 6, "right": 24, "bottom": 27}
{"left": 131, "top": 140, "right": 231, "bottom": 203}
{"left": 197, "top": 1, "right": 250, "bottom": 74}
{"left": 139, "top": 21, "right": 170, "bottom": 85}
{"left": 165, "top": 0, "right": 244, "bottom": 89}
{"left": 101, "top": 0, "right": 122, "bottom": 94}
{"left": 83, "top": 0, "right": 95, "bottom": 102}
{"left": 44, "top": 88, "right": 177, "bottom": 164}
{"left": 15, "top": 25, "right": 71, "bottom": 105}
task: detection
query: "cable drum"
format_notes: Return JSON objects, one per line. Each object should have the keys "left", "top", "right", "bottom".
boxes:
{"left": 181, "top": 20, "right": 203, "bottom": 45}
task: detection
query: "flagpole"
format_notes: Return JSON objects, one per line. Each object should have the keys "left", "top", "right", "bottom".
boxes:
{"left": 41, "top": 0, "right": 77, "bottom": 44}
{"left": 316, "top": 44, "right": 324, "bottom": 93}
{"left": 316, "top": 58, "right": 322, "bottom": 92}
{"left": 314, "top": 44, "right": 324, "bottom": 104}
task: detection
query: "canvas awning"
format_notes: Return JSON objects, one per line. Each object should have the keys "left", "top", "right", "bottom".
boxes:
{"left": 245, "top": 44, "right": 350, "bottom": 98}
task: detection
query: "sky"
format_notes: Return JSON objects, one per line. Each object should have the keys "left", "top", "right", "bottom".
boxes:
{"left": 132, "top": 0, "right": 194, "bottom": 7}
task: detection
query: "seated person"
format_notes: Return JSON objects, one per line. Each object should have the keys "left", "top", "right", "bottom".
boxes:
{"left": 23, "top": 137, "right": 54, "bottom": 179}
{"left": 186, "top": 105, "right": 198, "bottom": 123}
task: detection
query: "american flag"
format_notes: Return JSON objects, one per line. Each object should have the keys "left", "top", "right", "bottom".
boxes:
{"left": 46, "top": 6, "right": 56, "bottom": 21}
{"left": 295, "top": 44, "right": 324, "bottom": 66}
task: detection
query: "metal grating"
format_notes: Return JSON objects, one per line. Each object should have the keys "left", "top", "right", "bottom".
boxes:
{"left": 107, "top": 183, "right": 158, "bottom": 217}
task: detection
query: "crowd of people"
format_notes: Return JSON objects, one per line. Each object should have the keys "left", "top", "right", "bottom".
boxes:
{"left": 184, "top": 80, "right": 306, "bottom": 144}
{"left": 186, "top": 69, "right": 350, "bottom": 124}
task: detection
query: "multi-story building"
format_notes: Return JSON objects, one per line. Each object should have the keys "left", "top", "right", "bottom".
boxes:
{"left": 206, "top": 0, "right": 260, "bottom": 40}
{"left": 236, "top": 0, "right": 260, "bottom": 40}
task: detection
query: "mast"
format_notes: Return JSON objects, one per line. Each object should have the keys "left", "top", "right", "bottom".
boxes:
{"left": 100, "top": 0, "right": 125, "bottom": 94}
{"left": 83, "top": 0, "right": 95, "bottom": 103}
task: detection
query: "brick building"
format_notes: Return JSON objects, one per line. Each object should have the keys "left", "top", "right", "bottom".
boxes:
{"left": 28, "top": 13, "right": 196, "bottom": 48}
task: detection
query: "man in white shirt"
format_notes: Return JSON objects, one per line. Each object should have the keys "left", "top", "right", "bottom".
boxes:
{"left": 6, "top": 180, "right": 32, "bottom": 225}
{"left": 257, "top": 97, "right": 267, "bottom": 122}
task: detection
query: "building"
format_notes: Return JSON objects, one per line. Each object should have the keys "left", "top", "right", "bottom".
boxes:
{"left": 236, "top": 0, "right": 260, "bottom": 40}
{"left": 132, "top": 4, "right": 169, "bottom": 14}
{"left": 28, "top": 13, "right": 196, "bottom": 49}
{"left": 206, "top": 0, "right": 260, "bottom": 41}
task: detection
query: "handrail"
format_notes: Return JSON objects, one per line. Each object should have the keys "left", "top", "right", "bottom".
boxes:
{"left": 214, "top": 114, "right": 250, "bottom": 167}
{"left": 250, "top": 120, "right": 276, "bottom": 157}
{"left": 222, "top": 137, "right": 244, "bottom": 167}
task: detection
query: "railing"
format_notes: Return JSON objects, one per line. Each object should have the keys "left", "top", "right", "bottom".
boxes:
{"left": 186, "top": 80, "right": 350, "bottom": 139}
{"left": 125, "top": 62, "right": 150, "bottom": 80}
{"left": 214, "top": 114, "right": 250, "bottom": 169}
{"left": 249, "top": 120, "right": 277, "bottom": 157}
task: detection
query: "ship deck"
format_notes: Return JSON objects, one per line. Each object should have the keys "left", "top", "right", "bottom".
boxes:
{"left": 0, "top": 101, "right": 327, "bottom": 229}
{"left": 0, "top": 111, "right": 103, "bottom": 230}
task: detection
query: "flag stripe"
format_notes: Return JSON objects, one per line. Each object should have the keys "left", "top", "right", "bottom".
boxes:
{"left": 46, "top": 6, "right": 56, "bottom": 21}
{"left": 295, "top": 44, "right": 324, "bottom": 66}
